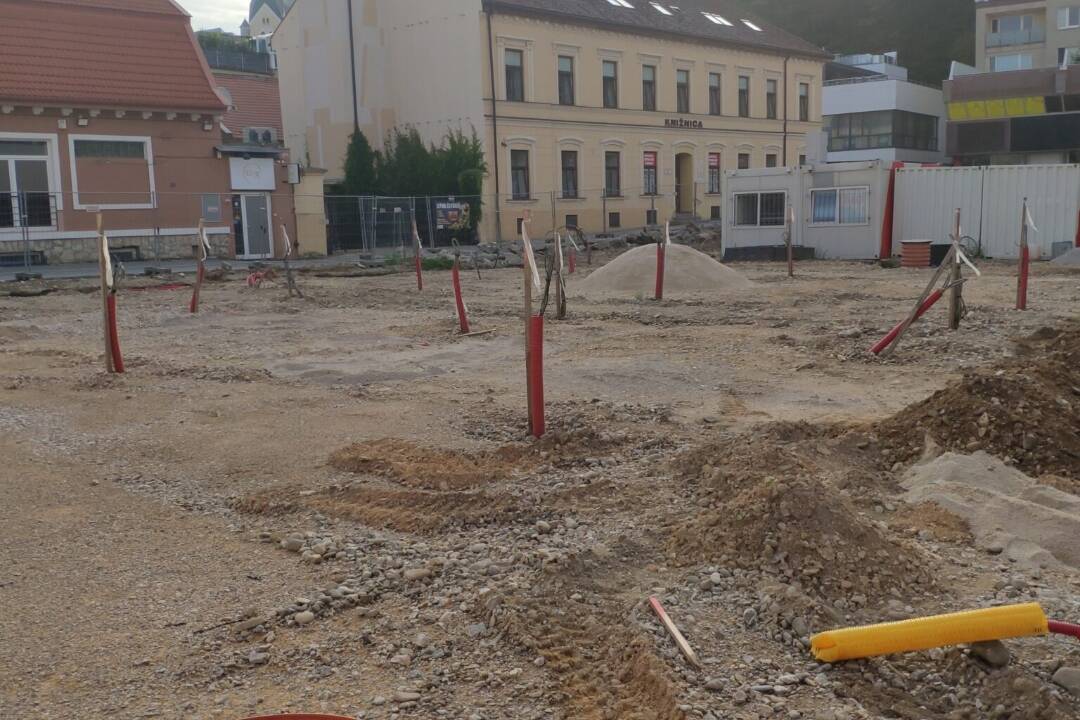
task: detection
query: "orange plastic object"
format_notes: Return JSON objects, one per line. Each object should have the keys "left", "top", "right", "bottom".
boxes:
{"left": 811, "top": 603, "right": 1049, "bottom": 663}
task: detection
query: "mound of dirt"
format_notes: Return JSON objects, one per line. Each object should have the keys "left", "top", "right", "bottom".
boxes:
{"left": 670, "top": 476, "right": 936, "bottom": 604}
{"left": 574, "top": 243, "right": 753, "bottom": 299}
{"left": 904, "top": 452, "right": 1080, "bottom": 568}
{"left": 329, "top": 438, "right": 526, "bottom": 490}
{"left": 875, "top": 325, "right": 1080, "bottom": 480}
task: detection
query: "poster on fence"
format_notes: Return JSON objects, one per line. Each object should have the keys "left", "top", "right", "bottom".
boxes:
{"left": 435, "top": 198, "right": 471, "bottom": 231}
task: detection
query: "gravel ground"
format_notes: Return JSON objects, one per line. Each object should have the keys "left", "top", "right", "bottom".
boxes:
{"left": 1, "top": 252, "right": 1079, "bottom": 720}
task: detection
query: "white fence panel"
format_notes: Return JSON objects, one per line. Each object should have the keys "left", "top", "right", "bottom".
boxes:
{"left": 894, "top": 166, "right": 985, "bottom": 247}
{"left": 980, "top": 165, "right": 1080, "bottom": 259}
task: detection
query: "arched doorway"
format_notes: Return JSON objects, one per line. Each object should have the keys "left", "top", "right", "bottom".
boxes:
{"left": 675, "top": 152, "right": 694, "bottom": 215}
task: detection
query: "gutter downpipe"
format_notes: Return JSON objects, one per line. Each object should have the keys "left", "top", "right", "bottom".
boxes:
{"left": 486, "top": 2, "right": 503, "bottom": 243}
{"left": 347, "top": 0, "right": 360, "bottom": 130}
{"left": 782, "top": 55, "right": 790, "bottom": 163}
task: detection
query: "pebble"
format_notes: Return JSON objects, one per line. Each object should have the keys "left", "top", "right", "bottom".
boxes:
{"left": 281, "top": 537, "right": 303, "bottom": 552}
{"left": 248, "top": 650, "right": 269, "bottom": 666}
{"left": 404, "top": 568, "right": 432, "bottom": 582}
{"left": 393, "top": 691, "right": 421, "bottom": 703}
{"left": 1052, "top": 666, "right": 1080, "bottom": 695}
{"left": 970, "top": 640, "right": 1010, "bottom": 668}
{"left": 465, "top": 623, "right": 487, "bottom": 638}
{"left": 294, "top": 611, "right": 315, "bottom": 625}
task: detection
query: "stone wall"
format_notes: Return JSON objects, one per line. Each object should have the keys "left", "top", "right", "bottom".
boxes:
{"left": 20, "top": 234, "right": 234, "bottom": 265}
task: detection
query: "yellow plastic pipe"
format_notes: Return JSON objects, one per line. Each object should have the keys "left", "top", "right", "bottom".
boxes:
{"left": 811, "top": 603, "right": 1049, "bottom": 663}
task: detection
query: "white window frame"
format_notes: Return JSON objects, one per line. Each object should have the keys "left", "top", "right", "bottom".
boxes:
{"left": 989, "top": 53, "right": 1034, "bottom": 72}
{"left": 1059, "top": 6, "right": 1080, "bottom": 30}
{"left": 732, "top": 190, "right": 787, "bottom": 228}
{"left": 68, "top": 134, "right": 156, "bottom": 210}
{"left": 809, "top": 186, "right": 871, "bottom": 227}
{"left": 0, "top": 132, "right": 64, "bottom": 236}
{"left": 505, "top": 137, "right": 536, "bottom": 203}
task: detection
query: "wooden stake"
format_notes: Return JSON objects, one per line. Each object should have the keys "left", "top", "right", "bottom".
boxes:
{"left": 649, "top": 596, "right": 701, "bottom": 669}
{"left": 522, "top": 215, "right": 534, "bottom": 436}
{"left": 554, "top": 232, "right": 566, "bottom": 320}
{"left": 947, "top": 208, "right": 962, "bottom": 331}
{"left": 879, "top": 243, "right": 955, "bottom": 359}
{"left": 98, "top": 213, "right": 115, "bottom": 373}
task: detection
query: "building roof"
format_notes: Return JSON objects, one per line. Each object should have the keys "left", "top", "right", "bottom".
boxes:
{"left": 484, "top": 0, "right": 829, "bottom": 59}
{"left": 0, "top": 0, "right": 226, "bottom": 112}
{"left": 250, "top": 0, "right": 292, "bottom": 20}
{"left": 213, "top": 70, "right": 283, "bottom": 137}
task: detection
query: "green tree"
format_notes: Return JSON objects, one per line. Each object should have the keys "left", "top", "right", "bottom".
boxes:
{"left": 341, "top": 130, "right": 377, "bottom": 196}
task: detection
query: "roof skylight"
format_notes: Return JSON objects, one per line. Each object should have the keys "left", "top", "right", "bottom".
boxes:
{"left": 607, "top": 0, "right": 634, "bottom": 7}
{"left": 702, "top": 11, "right": 732, "bottom": 25}
{"left": 650, "top": 2, "right": 673, "bottom": 14}
{"left": 741, "top": 19, "right": 763, "bottom": 31}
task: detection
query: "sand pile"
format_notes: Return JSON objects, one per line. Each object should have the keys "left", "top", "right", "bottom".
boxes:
{"left": 574, "top": 244, "right": 752, "bottom": 299}
{"left": 875, "top": 324, "right": 1080, "bottom": 480}
{"left": 1051, "top": 246, "right": 1080, "bottom": 265}
{"left": 904, "top": 452, "right": 1080, "bottom": 568}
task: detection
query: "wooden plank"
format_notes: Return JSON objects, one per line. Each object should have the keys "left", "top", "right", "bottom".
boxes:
{"left": 648, "top": 596, "right": 701, "bottom": 669}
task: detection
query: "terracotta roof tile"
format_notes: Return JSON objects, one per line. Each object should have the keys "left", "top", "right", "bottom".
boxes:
{"left": 0, "top": 0, "right": 226, "bottom": 112}
{"left": 213, "top": 71, "right": 283, "bottom": 138}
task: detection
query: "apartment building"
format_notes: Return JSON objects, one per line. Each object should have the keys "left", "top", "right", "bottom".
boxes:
{"left": 274, "top": 0, "right": 827, "bottom": 241}
{"left": 976, "top": 0, "right": 1080, "bottom": 72}
{"left": 819, "top": 53, "right": 946, "bottom": 164}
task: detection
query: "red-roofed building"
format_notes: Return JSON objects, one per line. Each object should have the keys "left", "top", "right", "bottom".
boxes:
{"left": 0, "top": 0, "right": 300, "bottom": 264}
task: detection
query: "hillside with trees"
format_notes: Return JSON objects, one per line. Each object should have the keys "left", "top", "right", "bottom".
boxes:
{"left": 743, "top": 0, "right": 975, "bottom": 84}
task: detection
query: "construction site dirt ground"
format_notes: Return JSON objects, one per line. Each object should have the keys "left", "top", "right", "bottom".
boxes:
{"left": 1, "top": 253, "right": 1079, "bottom": 720}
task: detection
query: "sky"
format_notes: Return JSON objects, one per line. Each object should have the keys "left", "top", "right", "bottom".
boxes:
{"left": 178, "top": 0, "right": 250, "bottom": 32}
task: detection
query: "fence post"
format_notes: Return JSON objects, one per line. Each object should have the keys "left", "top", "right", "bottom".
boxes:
{"left": 426, "top": 195, "right": 436, "bottom": 250}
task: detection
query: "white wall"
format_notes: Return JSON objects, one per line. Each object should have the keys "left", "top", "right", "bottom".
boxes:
{"left": 725, "top": 162, "right": 888, "bottom": 259}
{"left": 824, "top": 79, "right": 947, "bottom": 164}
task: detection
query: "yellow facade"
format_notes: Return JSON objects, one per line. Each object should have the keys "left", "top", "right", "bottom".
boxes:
{"left": 482, "top": 13, "right": 825, "bottom": 240}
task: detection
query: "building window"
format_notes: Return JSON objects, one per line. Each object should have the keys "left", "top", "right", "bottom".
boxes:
{"left": 738, "top": 75, "right": 750, "bottom": 117}
{"left": 826, "top": 110, "right": 938, "bottom": 152}
{"left": 1060, "top": 7, "right": 1080, "bottom": 29}
{"left": 799, "top": 154, "right": 807, "bottom": 166}
{"left": 733, "top": 191, "right": 786, "bottom": 227}
{"left": 605, "top": 151, "right": 621, "bottom": 197}
{"left": 708, "top": 152, "right": 721, "bottom": 193}
{"left": 565, "top": 214, "right": 579, "bottom": 229}
{"left": 609, "top": 212, "right": 621, "bottom": 229}
{"left": 799, "top": 83, "right": 810, "bottom": 122}
{"left": 1060, "top": 47, "right": 1080, "bottom": 65}
{"left": 505, "top": 49, "right": 524, "bottom": 102}
{"left": 561, "top": 150, "right": 578, "bottom": 199}
{"left": 558, "top": 55, "right": 575, "bottom": 106}
{"left": 989, "top": 53, "right": 1033, "bottom": 72}
{"left": 603, "top": 60, "right": 618, "bottom": 108}
{"left": 766, "top": 79, "right": 778, "bottom": 119}
{"left": 765, "top": 153, "right": 778, "bottom": 168}
{"left": 71, "top": 135, "right": 154, "bottom": 209}
{"left": 0, "top": 139, "right": 53, "bottom": 228}
{"left": 737, "top": 152, "right": 750, "bottom": 169}
{"left": 810, "top": 187, "right": 870, "bottom": 226}
{"left": 643, "top": 151, "right": 658, "bottom": 195}
{"left": 709, "top": 73, "right": 722, "bottom": 115}
{"left": 676, "top": 69, "right": 690, "bottom": 113}
{"left": 642, "top": 64, "right": 657, "bottom": 111}
{"left": 511, "top": 149, "right": 530, "bottom": 200}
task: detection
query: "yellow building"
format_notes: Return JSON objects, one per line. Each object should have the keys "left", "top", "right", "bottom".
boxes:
{"left": 274, "top": 0, "right": 827, "bottom": 242}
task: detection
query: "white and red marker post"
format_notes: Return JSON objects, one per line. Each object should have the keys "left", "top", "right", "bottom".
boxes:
{"left": 189, "top": 219, "right": 210, "bottom": 314}
{"left": 97, "top": 213, "right": 125, "bottom": 374}
{"left": 655, "top": 222, "right": 670, "bottom": 300}
{"left": 521, "top": 214, "right": 544, "bottom": 438}
{"left": 411, "top": 218, "right": 424, "bottom": 291}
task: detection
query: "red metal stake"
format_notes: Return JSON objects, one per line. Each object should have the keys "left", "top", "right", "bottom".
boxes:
{"left": 106, "top": 293, "right": 125, "bottom": 373}
{"left": 568, "top": 248, "right": 577, "bottom": 275}
{"left": 452, "top": 259, "right": 470, "bottom": 334}
{"left": 190, "top": 260, "right": 205, "bottom": 314}
{"left": 870, "top": 288, "right": 945, "bottom": 356}
{"left": 1017, "top": 243, "right": 1030, "bottom": 311}
{"left": 527, "top": 315, "right": 545, "bottom": 438}
{"left": 655, "top": 243, "right": 666, "bottom": 301}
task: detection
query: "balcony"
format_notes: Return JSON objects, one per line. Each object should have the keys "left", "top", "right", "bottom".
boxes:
{"left": 201, "top": 48, "right": 275, "bottom": 74}
{"left": 987, "top": 27, "right": 1045, "bottom": 48}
